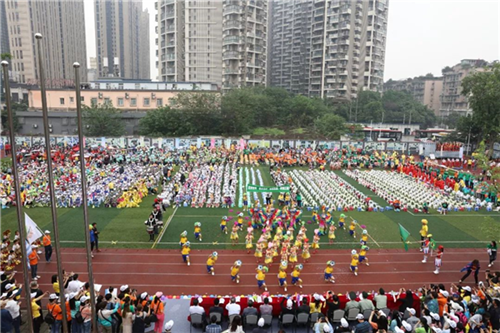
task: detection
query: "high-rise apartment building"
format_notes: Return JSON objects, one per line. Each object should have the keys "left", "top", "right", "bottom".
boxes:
{"left": 269, "top": 0, "right": 313, "bottom": 95}
{"left": 156, "top": 0, "right": 223, "bottom": 84}
{"left": 384, "top": 77, "right": 443, "bottom": 116}
{"left": 222, "top": 0, "right": 268, "bottom": 91}
{"left": 440, "top": 59, "right": 488, "bottom": 117}
{"left": 269, "top": 0, "right": 388, "bottom": 100}
{"left": 95, "top": 0, "right": 150, "bottom": 79}
{"left": 4, "top": 0, "right": 87, "bottom": 86}
{"left": 0, "top": 0, "right": 9, "bottom": 56}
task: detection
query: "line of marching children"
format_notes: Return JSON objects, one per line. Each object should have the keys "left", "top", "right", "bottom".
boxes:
{"left": 177, "top": 202, "right": 375, "bottom": 292}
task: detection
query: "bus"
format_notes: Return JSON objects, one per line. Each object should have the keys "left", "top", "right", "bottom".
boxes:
{"left": 361, "top": 127, "right": 403, "bottom": 142}
{"left": 414, "top": 129, "right": 453, "bottom": 142}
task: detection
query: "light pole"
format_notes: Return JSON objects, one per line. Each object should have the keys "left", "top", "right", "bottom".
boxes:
{"left": 73, "top": 62, "right": 98, "bottom": 333}
{"left": 2, "top": 60, "right": 34, "bottom": 333}
{"left": 35, "top": 32, "right": 69, "bottom": 333}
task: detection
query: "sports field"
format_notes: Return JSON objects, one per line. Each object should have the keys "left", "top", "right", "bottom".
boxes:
{"left": 2, "top": 167, "right": 500, "bottom": 251}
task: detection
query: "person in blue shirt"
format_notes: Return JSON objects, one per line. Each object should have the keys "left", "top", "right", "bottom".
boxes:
{"left": 1, "top": 304, "right": 14, "bottom": 333}
{"left": 89, "top": 226, "right": 96, "bottom": 258}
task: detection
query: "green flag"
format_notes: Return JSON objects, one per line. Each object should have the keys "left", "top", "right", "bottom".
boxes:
{"left": 398, "top": 224, "right": 411, "bottom": 251}
{"left": 246, "top": 184, "right": 291, "bottom": 193}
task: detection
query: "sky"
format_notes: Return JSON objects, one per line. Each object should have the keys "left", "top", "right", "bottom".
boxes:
{"left": 84, "top": 0, "right": 500, "bottom": 82}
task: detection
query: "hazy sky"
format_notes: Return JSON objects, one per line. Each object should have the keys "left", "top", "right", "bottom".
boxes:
{"left": 84, "top": 0, "right": 500, "bottom": 82}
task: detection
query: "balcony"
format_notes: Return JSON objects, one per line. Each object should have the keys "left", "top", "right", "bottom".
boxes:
{"left": 166, "top": 53, "right": 175, "bottom": 60}
{"left": 225, "top": 20, "right": 242, "bottom": 29}
{"left": 225, "top": 5, "right": 242, "bottom": 15}
{"left": 223, "top": 51, "right": 240, "bottom": 59}
{"left": 223, "top": 36, "right": 241, "bottom": 45}
{"left": 224, "top": 67, "right": 240, "bottom": 74}
{"left": 165, "top": 0, "right": 175, "bottom": 4}
{"left": 165, "top": 10, "right": 175, "bottom": 18}
{"left": 166, "top": 68, "right": 175, "bottom": 74}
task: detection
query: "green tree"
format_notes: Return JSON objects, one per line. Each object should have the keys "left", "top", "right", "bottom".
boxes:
{"left": 139, "top": 106, "right": 191, "bottom": 136}
{"left": 82, "top": 102, "right": 125, "bottom": 137}
{"left": 314, "top": 113, "right": 347, "bottom": 139}
{"left": 1, "top": 102, "right": 25, "bottom": 135}
{"left": 461, "top": 63, "right": 500, "bottom": 153}
{"left": 220, "top": 88, "right": 257, "bottom": 135}
{"left": 446, "top": 115, "right": 482, "bottom": 145}
{"left": 0, "top": 53, "right": 12, "bottom": 61}
{"left": 443, "top": 112, "right": 462, "bottom": 129}
{"left": 474, "top": 141, "right": 500, "bottom": 192}
{"left": 170, "top": 92, "right": 221, "bottom": 135}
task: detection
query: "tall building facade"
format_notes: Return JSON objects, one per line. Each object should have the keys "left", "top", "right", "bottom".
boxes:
{"left": 269, "top": 0, "right": 388, "bottom": 100}
{"left": 0, "top": 0, "right": 9, "bottom": 56}
{"left": 439, "top": 59, "right": 488, "bottom": 117}
{"left": 222, "top": 0, "right": 268, "bottom": 91}
{"left": 156, "top": 0, "right": 223, "bottom": 84}
{"left": 384, "top": 77, "right": 443, "bottom": 116}
{"left": 95, "top": 0, "right": 150, "bottom": 79}
{"left": 4, "top": 0, "right": 87, "bottom": 86}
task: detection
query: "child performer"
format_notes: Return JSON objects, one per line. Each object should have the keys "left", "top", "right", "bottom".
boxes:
{"left": 350, "top": 249, "right": 359, "bottom": 276}
{"left": 179, "top": 231, "right": 188, "bottom": 248}
{"left": 230, "top": 223, "right": 239, "bottom": 246}
{"left": 182, "top": 241, "right": 191, "bottom": 266}
{"left": 278, "top": 260, "right": 288, "bottom": 292}
{"left": 231, "top": 260, "right": 242, "bottom": 284}
{"left": 291, "top": 264, "right": 303, "bottom": 289}
{"left": 312, "top": 230, "right": 321, "bottom": 254}
{"left": 360, "top": 229, "right": 369, "bottom": 246}
{"left": 359, "top": 245, "right": 370, "bottom": 266}
{"left": 324, "top": 260, "right": 336, "bottom": 283}
{"left": 339, "top": 214, "right": 346, "bottom": 230}
{"left": 206, "top": 251, "right": 218, "bottom": 275}
{"left": 254, "top": 242, "right": 263, "bottom": 262}
{"left": 243, "top": 194, "right": 248, "bottom": 212}
{"left": 237, "top": 213, "right": 244, "bottom": 230}
{"left": 220, "top": 216, "right": 228, "bottom": 235}
{"left": 349, "top": 220, "right": 357, "bottom": 239}
{"left": 245, "top": 231, "right": 254, "bottom": 254}
{"left": 264, "top": 245, "right": 274, "bottom": 266}
{"left": 328, "top": 224, "right": 336, "bottom": 244}
{"left": 433, "top": 245, "right": 444, "bottom": 275}
{"left": 194, "top": 222, "right": 202, "bottom": 242}
{"left": 289, "top": 246, "right": 298, "bottom": 264}
{"left": 256, "top": 265, "right": 268, "bottom": 291}
{"left": 302, "top": 239, "right": 311, "bottom": 263}
{"left": 421, "top": 234, "right": 432, "bottom": 263}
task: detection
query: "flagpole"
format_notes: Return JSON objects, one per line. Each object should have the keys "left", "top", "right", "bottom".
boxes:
{"left": 34, "top": 33, "right": 69, "bottom": 333}
{"left": 73, "top": 62, "right": 98, "bottom": 333}
{"left": 1, "top": 60, "right": 34, "bottom": 333}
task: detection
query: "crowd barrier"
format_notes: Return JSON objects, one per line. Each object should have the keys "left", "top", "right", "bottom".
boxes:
{"left": 0, "top": 135, "right": 474, "bottom": 158}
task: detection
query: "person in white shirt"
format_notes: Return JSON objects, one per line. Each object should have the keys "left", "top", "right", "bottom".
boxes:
{"left": 67, "top": 274, "right": 84, "bottom": 294}
{"left": 189, "top": 299, "right": 206, "bottom": 316}
{"left": 225, "top": 297, "right": 241, "bottom": 317}
{"left": 5, "top": 299, "right": 20, "bottom": 333}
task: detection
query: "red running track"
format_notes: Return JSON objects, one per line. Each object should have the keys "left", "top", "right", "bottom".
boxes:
{"left": 30, "top": 247, "right": 488, "bottom": 296}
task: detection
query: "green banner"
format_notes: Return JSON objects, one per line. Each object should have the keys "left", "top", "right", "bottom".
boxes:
{"left": 398, "top": 223, "right": 411, "bottom": 252}
{"left": 246, "top": 184, "right": 291, "bottom": 193}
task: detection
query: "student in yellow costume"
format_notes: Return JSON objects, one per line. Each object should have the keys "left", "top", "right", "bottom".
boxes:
{"left": 350, "top": 250, "right": 359, "bottom": 276}
{"left": 206, "top": 251, "right": 218, "bottom": 275}
{"left": 181, "top": 241, "right": 191, "bottom": 266}
{"left": 277, "top": 261, "right": 288, "bottom": 292}
{"left": 256, "top": 265, "right": 268, "bottom": 291}
{"left": 291, "top": 264, "right": 303, "bottom": 288}
{"left": 231, "top": 260, "right": 242, "bottom": 284}
{"left": 324, "top": 260, "right": 336, "bottom": 283}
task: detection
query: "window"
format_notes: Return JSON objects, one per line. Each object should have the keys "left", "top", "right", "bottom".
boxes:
{"left": 81, "top": 96, "right": 84, "bottom": 102}
{"left": 130, "top": 98, "right": 137, "bottom": 106}
{"left": 143, "top": 98, "right": 150, "bottom": 106}
{"left": 60, "top": 98, "right": 65, "bottom": 105}
{"left": 104, "top": 97, "right": 110, "bottom": 105}
{"left": 157, "top": 98, "right": 163, "bottom": 107}
{"left": 91, "top": 98, "right": 98, "bottom": 105}
{"left": 69, "top": 97, "right": 74, "bottom": 103}
{"left": 117, "top": 98, "right": 124, "bottom": 106}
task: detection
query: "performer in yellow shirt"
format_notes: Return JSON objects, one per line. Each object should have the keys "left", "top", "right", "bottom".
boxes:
{"left": 206, "top": 251, "right": 218, "bottom": 275}
{"left": 181, "top": 242, "right": 191, "bottom": 266}
{"left": 359, "top": 245, "right": 370, "bottom": 266}
{"left": 231, "top": 260, "right": 242, "bottom": 284}
{"left": 338, "top": 214, "right": 346, "bottom": 230}
{"left": 324, "top": 260, "right": 336, "bottom": 283}
{"left": 194, "top": 222, "right": 202, "bottom": 241}
{"left": 220, "top": 216, "right": 228, "bottom": 234}
{"left": 256, "top": 265, "right": 268, "bottom": 291}
{"left": 278, "top": 261, "right": 288, "bottom": 292}
{"left": 420, "top": 219, "right": 429, "bottom": 252}
{"left": 360, "top": 229, "right": 369, "bottom": 245}
{"left": 350, "top": 250, "right": 359, "bottom": 276}
{"left": 179, "top": 231, "right": 188, "bottom": 248}
{"left": 291, "top": 264, "right": 303, "bottom": 288}
{"left": 349, "top": 220, "right": 356, "bottom": 238}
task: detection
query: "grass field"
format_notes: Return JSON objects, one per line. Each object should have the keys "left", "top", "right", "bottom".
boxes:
{"left": 2, "top": 166, "right": 500, "bottom": 250}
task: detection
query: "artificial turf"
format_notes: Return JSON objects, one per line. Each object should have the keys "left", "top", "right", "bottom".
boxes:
{"left": 1, "top": 166, "right": 499, "bottom": 251}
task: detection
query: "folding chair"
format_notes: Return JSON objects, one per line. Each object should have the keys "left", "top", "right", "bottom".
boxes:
{"left": 346, "top": 308, "right": 360, "bottom": 322}
{"left": 245, "top": 314, "right": 259, "bottom": 330}
{"left": 208, "top": 312, "right": 222, "bottom": 324}
{"left": 280, "top": 313, "right": 295, "bottom": 329}
{"left": 262, "top": 314, "right": 273, "bottom": 333}
{"left": 332, "top": 309, "right": 345, "bottom": 323}
{"left": 363, "top": 309, "right": 373, "bottom": 320}
{"left": 190, "top": 313, "right": 204, "bottom": 333}
{"left": 296, "top": 313, "right": 310, "bottom": 333}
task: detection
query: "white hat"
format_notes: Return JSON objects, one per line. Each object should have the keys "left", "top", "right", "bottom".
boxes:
{"left": 69, "top": 292, "right": 76, "bottom": 300}
{"left": 120, "top": 285, "right": 129, "bottom": 292}
{"left": 462, "top": 286, "right": 471, "bottom": 292}
{"left": 341, "top": 318, "right": 349, "bottom": 328}
{"left": 49, "top": 294, "right": 58, "bottom": 300}
{"left": 450, "top": 301, "right": 463, "bottom": 312}
{"left": 440, "top": 290, "right": 449, "bottom": 298}
{"left": 258, "top": 318, "right": 265, "bottom": 327}
{"left": 44, "top": 230, "right": 50, "bottom": 234}
{"left": 356, "top": 314, "right": 364, "bottom": 320}
{"left": 164, "top": 320, "right": 174, "bottom": 330}
{"left": 219, "top": 298, "right": 225, "bottom": 305}
{"left": 378, "top": 310, "right": 387, "bottom": 317}
{"left": 80, "top": 296, "right": 89, "bottom": 303}
{"left": 447, "top": 320, "right": 457, "bottom": 329}
{"left": 430, "top": 312, "right": 440, "bottom": 321}
{"left": 402, "top": 321, "right": 412, "bottom": 331}
{"left": 140, "top": 292, "right": 148, "bottom": 300}
{"left": 323, "top": 323, "right": 332, "bottom": 332}
{"left": 423, "top": 316, "right": 432, "bottom": 325}
{"left": 406, "top": 308, "right": 416, "bottom": 316}
{"left": 286, "top": 299, "right": 293, "bottom": 309}
{"left": 394, "top": 327, "right": 405, "bottom": 333}
{"left": 471, "top": 295, "right": 480, "bottom": 304}
{"left": 5, "top": 284, "right": 14, "bottom": 290}
{"left": 313, "top": 293, "right": 321, "bottom": 301}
